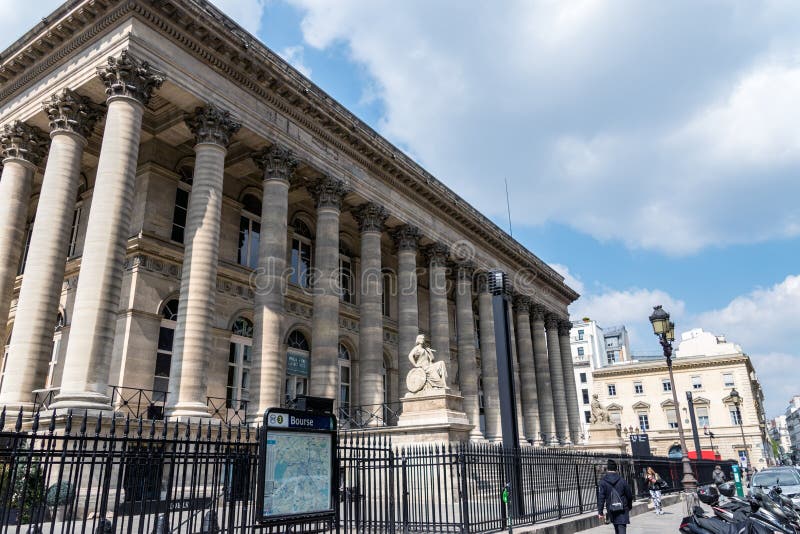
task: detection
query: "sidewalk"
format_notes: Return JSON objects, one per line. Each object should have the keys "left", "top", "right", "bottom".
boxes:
{"left": 577, "top": 501, "right": 685, "bottom": 533}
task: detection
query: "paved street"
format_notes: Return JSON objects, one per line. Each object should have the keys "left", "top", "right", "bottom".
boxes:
{"left": 579, "top": 501, "right": 685, "bottom": 533}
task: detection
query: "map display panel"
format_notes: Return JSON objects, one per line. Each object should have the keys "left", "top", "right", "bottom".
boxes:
{"left": 262, "top": 430, "right": 333, "bottom": 516}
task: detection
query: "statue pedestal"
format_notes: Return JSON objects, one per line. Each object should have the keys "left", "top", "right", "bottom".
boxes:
{"left": 390, "top": 389, "right": 474, "bottom": 444}
{"left": 578, "top": 423, "right": 628, "bottom": 454}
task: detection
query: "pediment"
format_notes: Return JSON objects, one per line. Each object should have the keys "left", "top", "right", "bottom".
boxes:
{"left": 607, "top": 403, "right": 623, "bottom": 411}
{"left": 632, "top": 401, "right": 651, "bottom": 410}
{"left": 660, "top": 399, "right": 675, "bottom": 408}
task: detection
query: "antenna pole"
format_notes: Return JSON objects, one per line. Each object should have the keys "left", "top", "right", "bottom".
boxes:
{"left": 505, "top": 178, "right": 513, "bottom": 237}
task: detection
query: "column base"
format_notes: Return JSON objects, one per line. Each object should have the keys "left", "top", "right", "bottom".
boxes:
{"left": 49, "top": 391, "right": 112, "bottom": 413}
{"left": 165, "top": 402, "right": 211, "bottom": 421}
{"left": 468, "top": 428, "right": 487, "bottom": 442}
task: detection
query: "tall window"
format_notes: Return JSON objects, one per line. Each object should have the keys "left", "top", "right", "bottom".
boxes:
{"left": 339, "top": 244, "right": 354, "bottom": 304}
{"left": 723, "top": 373, "right": 734, "bottom": 388}
{"left": 634, "top": 381, "right": 644, "bottom": 394}
{"left": 697, "top": 406, "right": 710, "bottom": 428}
{"left": 153, "top": 299, "right": 179, "bottom": 403}
{"left": 638, "top": 413, "right": 650, "bottom": 431}
{"left": 607, "top": 351, "right": 616, "bottom": 364}
{"left": 584, "top": 411, "right": 591, "bottom": 424}
{"left": 237, "top": 194, "right": 261, "bottom": 269}
{"left": 662, "top": 379, "right": 672, "bottom": 392}
{"left": 285, "top": 331, "right": 310, "bottom": 405}
{"left": 577, "top": 329, "right": 584, "bottom": 340}
{"left": 580, "top": 372, "right": 587, "bottom": 384}
{"left": 45, "top": 312, "right": 66, "bottom": 389}
{"left": 170, "top": 165, "right": 193, "bottom": 243}
{"left": 67, "top": 206, "right": 82, "bottom": 257}
{"left": 18, "top": 221, "right": 33, "bottom": 275}
{"left": 692, "top": 376, "right": 703, "bottom": 390}
{"left": 289, "top": 219, "right": 313, "bottom": 288}
{"left": 582, "top": 389, "right": 590, "bottom": 404}
{"left": 666, "top": 408, "right": 678, "bottom": 429}
{"left": 577, "top": 347, "right": 584, "bottom": 357}
{"left": 227, "top": 317, "right": 253, "bottom": 409}
{"left": 730, "top": 407, "right": 743, "bottom": 426}
{"left": 338, "top": 344, "right": 351, "bottom": 418}
{"left": 608, "top": 384, "right": 617, "bottom": 396}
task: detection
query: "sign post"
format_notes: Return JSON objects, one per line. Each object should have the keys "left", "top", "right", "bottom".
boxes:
{"left": 502, "top": 483, "right": 513, "bottom": 534}
{"left": 257, "top": 406, "right": 337, "bottom": 528}
{"left": 731, "top": 464, "right": 744, "bottom": 498}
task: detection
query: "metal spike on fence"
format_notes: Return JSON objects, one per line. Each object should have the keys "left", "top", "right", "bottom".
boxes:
{"left": 172, "top": 418, "right": 179, "bottom": 440}
{"left": 31, "top": 410, "right": 40, "bottom": 433}
{"left": 124, "top": 413, "right": 131, "bottom": 436}
{"left": 136, "top": 415, "right": 143, "bottom": 437}
{"left": 206, "top": 419, "right": 212, "bottom": 440}
{"left": 95, "top": 412, "right": 103, "bottom": 436}
{"left": 184, "top": 419, "right": 191, "bottom": 439}
{"left": 80, "top": 410, "right": 88, "bottom": 435}
{"left": 65, "top": 410, "right": 73, "bottom": 434}
{"left": 48, "top": 410, "right": 57, "bottom": 433}
{"left": 150, "top": 513, "right": 170, "bottom": 534}
{"left": 200, "top": 510, "right": 220, "bottom": 533}
{"left": 160, "top": 417, "right": 168, "bottom": 439}
{"left": 149, "top": 418, "right": 156, "bottom": 438}
{"left": 15, "top": 406, "right": 23, "bottom": 431}
{"left": 110, "top": 412, "right": 117, "bottom": 436}
{"left": 226, "top": 422, "right": 232, "bottom": 441}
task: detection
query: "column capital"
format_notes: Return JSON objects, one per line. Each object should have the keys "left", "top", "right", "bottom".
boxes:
{"left": 425, "top": 242, "right": 450, "bottom": 268}
{"left": 531, "top": 304, "right": 546, "bottom": 322}
{"left": 353, "top": 202, "right": 388, "bottom": 233}
{"left": 456, "top": 261, "right": 475, "bottom": 282}
{"left": 558, "top": 318, "right": 573, "bottom": 336}
{"left": 512, "top": 294, "right": 531, "bottom": 314}
{"left": 253, "top": 144, "right": 297, "bottom": 182}
{"left": 97, "top": 50, "right": 165, "bottom": 105}
{"left": 391, "top": 224, "right": 421, "bottom": 251}
{"left": 0, "top": 120, "right": 49, "bottom": 166}
{"left": 544, "top": 312, "right": 560, "bottom": 329}
{"left": 185, "top": 104, "right": 241, "bottom": 147}
{"left": 43, "top": 89, "right": 104, "bottom": 140}
{"left": 312, "top": 175, "right": 349, "bottom": 210}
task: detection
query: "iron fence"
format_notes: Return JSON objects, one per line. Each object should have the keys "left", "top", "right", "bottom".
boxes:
{"left": 0, "top": 408, "right": 735, "bottom": 533}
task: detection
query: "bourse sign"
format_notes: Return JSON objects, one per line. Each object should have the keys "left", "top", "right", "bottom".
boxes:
{"left": 256, "top": 408, "right": 337, "bottom": 525}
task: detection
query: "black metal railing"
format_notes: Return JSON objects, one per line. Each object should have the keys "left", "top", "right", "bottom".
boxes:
{"left": 110, "top": 385, "right": 167, "bottom": 420}
{"left": 338, "top": 402, "right": 402, "bottom": 429}
{"left": 31, "top": 389, "right": 59, "bottom": 412}
{"left": 0, "top": 406, "right": 736, "bottom": 534}
{"left": 206, "top": 397, "right": 248, "bottom": 425}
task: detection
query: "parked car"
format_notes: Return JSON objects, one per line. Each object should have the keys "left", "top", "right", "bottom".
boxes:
{"left": 750, "top": 467, "right": 800, "bottom": 507}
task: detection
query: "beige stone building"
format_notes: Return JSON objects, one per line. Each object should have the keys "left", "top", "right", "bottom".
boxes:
{"left": 0, "top": 0, "right": 580, "bottom": 445}
{"left": 592, "top": 329, "right": 771, "bottom": 468}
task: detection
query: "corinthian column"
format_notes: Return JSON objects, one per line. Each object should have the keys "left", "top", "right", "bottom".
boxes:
{"left": 513, "top": 295, "right": 540, "bottom": 444}
{"left": 546, "top": 312, "right": 569, "bottom": 444}
{"left": 456, "top": 261, "right": 483, "bottom": 440}
{"left": 354, "top": 203, "right": 388, "bottom": 420}
{"left": 52, "top": 52, "right": 164, "bottom": 412}
{"left": 166, "top": 105, "right": 240, "bottom": 419}
{"left": 248, "top": 145, "right": 296, "bottom": 419}
{"left": 506, "top": 303, "right": 528, "bottom": 443}
{"left": 477, "top": 274, "right": 501, "bottom": 442}
{"left": 425, "top": 243, "right": 452, "bottom": 387}
{"left": 1, "top": 94, "right": 101, "bottom": 409}
{"left": 532, "top": 305, "right": 555, "bottom": 444}
{"left": 558, "top": 318, "right": 581, "bottom": 444}
{"left": 392, "top": 225, "right": 420, "bottom": 391}
{"left": 309, "top": 176, "right": 348, "bottom": 401}
{"left": 0, "top": 121, "right": 48, "bottom": 363}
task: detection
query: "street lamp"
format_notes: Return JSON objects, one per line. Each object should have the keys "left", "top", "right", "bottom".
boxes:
{"left": 649, "top": 305, "right": 698, "bottom": 491}
{"left": 729, "top": 388, "right": 748, "bottom": 469}
{"left": 703, "top": 427, "right": 716, "bottom": 453}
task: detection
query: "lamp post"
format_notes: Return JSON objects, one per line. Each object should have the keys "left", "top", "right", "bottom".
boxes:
{"left": 729, "top": 388, "right": 748, "bottom": 469}
{"left": 649, "top": 305, "right": 698, "bottom": 491}
{"left": 703, "top": 427, "right": 716, "bottom": 453}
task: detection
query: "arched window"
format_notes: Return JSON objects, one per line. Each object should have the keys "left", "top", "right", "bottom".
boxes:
{"left": 66, "top": 175, "right": 88, "bottom": 258}
{"left": 170, "top": 164, "right": 193, "bottom": 243}
{"left": 152, "top": 299, "right": 179, "bottom": 403}
{"left": 339, "top": 242, "right": 354, "bottom": 304}
{"left": 228, "top": 317, "right": 253, "bottom": 409}
{"left": 285, "top": 330, "right": 310, "bottom": 405}
{"left": 338, "top": 344, "right": 351, "bottom": 418}
{"left": 289, "top": 218, "right": 313, "bottom": 288}
{"left": 238, "top": 194, "right": 262, "bottom": 269}
{"left": 18, "top": 219, "right": 33, "bottom": 275}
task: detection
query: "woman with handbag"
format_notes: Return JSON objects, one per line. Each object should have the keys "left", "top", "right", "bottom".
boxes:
{"left": 645, "top": 467, "right": 664, "bottom": 515}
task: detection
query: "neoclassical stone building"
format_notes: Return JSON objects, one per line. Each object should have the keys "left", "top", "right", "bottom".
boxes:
{"left": 0, "top": 0, "right": 579, "bottom": 444}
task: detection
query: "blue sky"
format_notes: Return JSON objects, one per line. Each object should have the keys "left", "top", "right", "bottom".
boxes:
{"left": 3, "top": 1, "right": 799, "bottom": 417}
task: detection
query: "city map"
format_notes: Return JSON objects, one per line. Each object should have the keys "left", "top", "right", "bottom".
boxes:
{"left": 263, "top": 430, "right": 332, "bottom": 516}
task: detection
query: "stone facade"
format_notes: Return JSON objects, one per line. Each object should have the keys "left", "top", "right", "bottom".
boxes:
{"left": 0, "top": 0, "right": 578, "bottom": 444}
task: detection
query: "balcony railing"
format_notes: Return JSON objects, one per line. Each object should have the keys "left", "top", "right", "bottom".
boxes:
{"left": 207, "top": 396, "right": 248, "bottom": 425}
{"left": 110, "top": 385, "right": 167, "bottom": 420}
{"left": 339, "top": 402, "right": 402, "bottom": 429}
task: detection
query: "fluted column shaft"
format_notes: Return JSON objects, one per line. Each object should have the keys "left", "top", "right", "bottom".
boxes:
{"left": 532, "top": 306, "right": 555, "bottom": 444}
{"left": 355, "top": 203, "right": 388, "bottom": 417}
{"left": 309, "top": 177, "right": 347, "bottom": 401}
{"left": 514, "top": 296, "right": 539, "bottom": 444}
{"left": 558, "top": 319, "right": 581, "bottom": 444}
{"left": 167, "top": 105, "right": 240, "bottom": 419}
{"left": 507, "top": 304, "right": 527, "bottom": 443}
{"left": 546, "top": 313, "right": 569, "bottom": 444}
{"left": 456, "top": 263, "right": 482, "bottom": 439}
{"left": 249, "top": 146, "right": 295, "bottom": 418}
{"left": 478, "top": 279, "right": 501, "bottom": 442}
{"left": 426, "top": 243, "right": 452, "bottom": 387}
{"left": 54, "top": 53, "right": 164, "bottom": 411}
{"left": 0, "top": 121, "right": 47, "bottom": 359}
{"left": 393, "top": 226, "right": 420, "bottom": 394}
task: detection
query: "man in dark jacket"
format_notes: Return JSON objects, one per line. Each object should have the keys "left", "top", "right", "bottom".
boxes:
{"left": 598, "top": 459, "right": 634, "bottom": 534}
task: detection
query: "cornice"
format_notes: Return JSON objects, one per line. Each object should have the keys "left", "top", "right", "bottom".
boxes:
{"left": 594, "top": 353, "right": 750, "bottom": 378}
{"left": 0, "top": 0, "right": 579, "bottom": 305}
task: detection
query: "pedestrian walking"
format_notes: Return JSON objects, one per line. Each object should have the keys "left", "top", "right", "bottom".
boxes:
{"left": 712, "top": 465, "right": 726, "bottom": 486}
{"left": 645, "top": 467, "right": 664, "bottom": 515}
{"left": 597, "top": 459, "right": 634, "bottom": 534}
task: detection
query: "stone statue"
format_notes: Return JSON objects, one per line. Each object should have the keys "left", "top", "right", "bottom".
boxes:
{"left": 406, "top": 334, "right": 448, "bottom": 394}
{"left": 590, "top": 394, "right": 613, "bottom": 425}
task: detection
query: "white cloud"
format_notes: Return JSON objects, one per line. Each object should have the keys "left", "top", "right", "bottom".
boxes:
{"left": 208, "top": 0, "right": 267, "bottom": 36}
{"left": 277, "top": 45, "right": 312, "bottom": 78}
{"left": 0, "top": 1, "right": 62, "bottom": 52}
{"left": 550, "top": 263, "right": 585, "bottom": 295}
{"left": 284, "top": 0, "right": 800, "bottom": 255}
